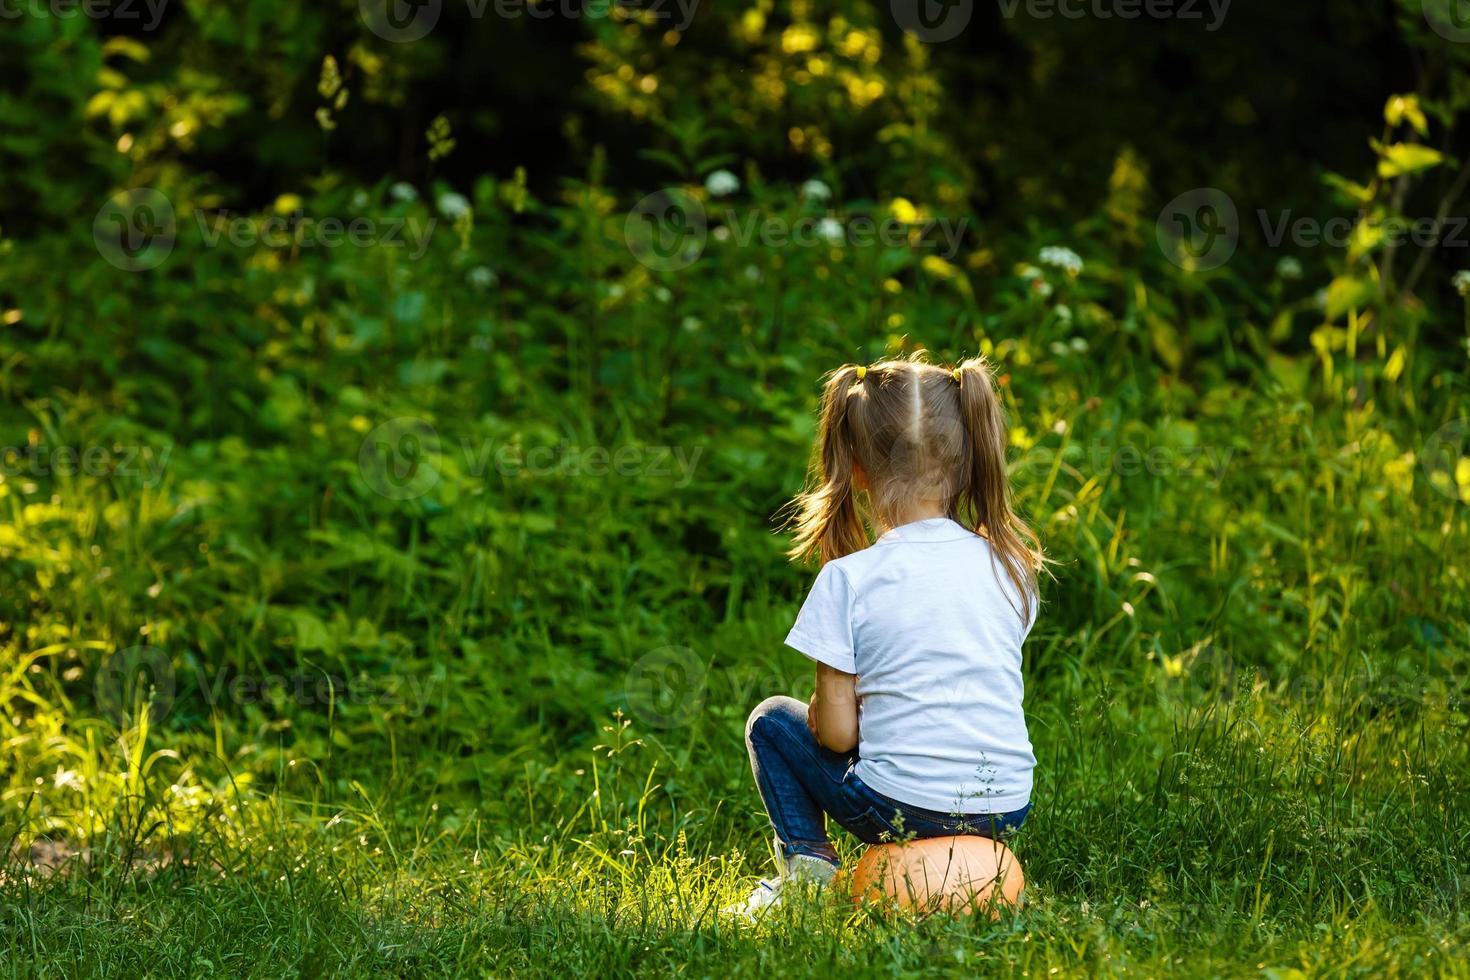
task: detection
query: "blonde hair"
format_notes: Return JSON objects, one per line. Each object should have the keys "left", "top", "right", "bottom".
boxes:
{"left": 786, "top": 352, "right": 1044, "bottom": 622}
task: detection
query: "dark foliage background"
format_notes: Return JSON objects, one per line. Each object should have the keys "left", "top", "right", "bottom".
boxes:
{"left": 0, "top": 0, "right": 1467, "bottom": 973}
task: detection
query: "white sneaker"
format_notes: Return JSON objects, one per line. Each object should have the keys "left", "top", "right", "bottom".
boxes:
{"left": 725, "top": 853, "right": 838, "bottom": 920}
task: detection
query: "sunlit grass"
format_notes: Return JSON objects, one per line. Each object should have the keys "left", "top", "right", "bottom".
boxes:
{"left": 3, "top": 147, "right": 1469, "bottom": 974}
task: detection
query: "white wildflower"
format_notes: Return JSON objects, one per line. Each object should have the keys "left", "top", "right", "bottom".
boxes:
{"left": 466, "top": 266, "right": 497, "bottom": 290}
{"left": 437, "top": 192, "right": 471, "bottom": 220}
{"left": 390, "top": 181, "right": 419, "bottom": 203}
{"left": 1276, "top": 256, "right": 1303, "bottom": 281}
{"left": 1039, "top": 245, "right": 1083, "bottom": 276}
{"left": 1018, "top": 264, "right": 1051, "bottom": 298}
{"left": 816, "top": 217, "right": 844, "bottom": 244}
{"left": 801, "top": 179, "right": 832, "bottom": 202}
{"left": 1453, "top": 270, "right": 1470, "bottom": 297}
{"left": 705, "top": 169, "right": 740, "bottom": 197}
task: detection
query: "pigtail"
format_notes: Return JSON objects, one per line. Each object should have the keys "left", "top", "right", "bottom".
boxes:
{"left": 953, "top": 357, "right": 1046, "bottom": 623}
{"left": 786, "top": 365, "right": 870, "bottom": 565}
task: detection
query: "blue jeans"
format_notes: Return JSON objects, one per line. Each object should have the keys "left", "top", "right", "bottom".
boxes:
{"left": 744, "top": 695, "right": 1031, "bottom": 865}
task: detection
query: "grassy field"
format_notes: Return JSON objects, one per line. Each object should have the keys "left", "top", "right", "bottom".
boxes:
{"left": 4, "top": 14, "right": 1470, "bottom": 963}
{"left": 3, "top": 168, "right": 1469, "bottom": 975}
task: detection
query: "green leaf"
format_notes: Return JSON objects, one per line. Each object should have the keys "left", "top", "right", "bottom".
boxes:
{"left": 1321, "top": 173, "right": 1374, "bottom": 206}
{"left": 1347, "top": 219, "right": 1385, "bottom": 261}
{"left": 1324, "top": 276, "right": 1375, "bottom": 319}
{"left": 291, "top": 609, "right": 331, "bottom": 652}
{"left": 1384, "top": 95, "right": 1429, "bottom": 137}
{"left": 1147, "top": 313, "right": 1183, "bottom": 371}
{"left": 1376, "top": 142, "right": 1444, "bottom": 179}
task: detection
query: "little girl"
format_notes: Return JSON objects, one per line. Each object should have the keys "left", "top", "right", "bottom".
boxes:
{"left": 733, "top": 354, "right": 1044, "bottom": 914}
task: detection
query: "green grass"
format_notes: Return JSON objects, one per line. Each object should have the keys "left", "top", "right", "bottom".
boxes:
{"left": 3, "top": 152, "right": 1470, "bottom": 976}
{"left": 4, "top": 681, "right": 1466, "bottom": 976}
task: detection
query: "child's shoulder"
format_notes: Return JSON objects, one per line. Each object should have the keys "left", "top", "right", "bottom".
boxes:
{"left": 830, "top": 529, "right": 991, "bottom": 589}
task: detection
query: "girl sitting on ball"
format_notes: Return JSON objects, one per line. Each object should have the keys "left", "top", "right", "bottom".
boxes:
{"left": 731, "top": 353, "right": 1044, "bottom": 916}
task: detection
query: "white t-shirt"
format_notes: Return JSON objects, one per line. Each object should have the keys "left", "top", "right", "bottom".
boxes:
{"left": 785, "top": 517, "right": 1036, "bottom": 814}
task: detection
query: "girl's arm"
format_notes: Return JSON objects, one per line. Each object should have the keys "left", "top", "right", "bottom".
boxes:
{"left": 806, "top": 663, "right": 859, "bottom": 752}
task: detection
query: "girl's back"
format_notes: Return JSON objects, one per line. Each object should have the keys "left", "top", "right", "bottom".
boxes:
{"left": 727, "top": 354, "right": 1044, "bottom": 917}
{"left": 788, "top": 516, "right": 1035, "bottom": 815}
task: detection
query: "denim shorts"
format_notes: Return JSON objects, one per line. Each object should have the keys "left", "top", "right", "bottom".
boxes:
{"left": 844, "top": 772, "right": 1032, "bottom": 845}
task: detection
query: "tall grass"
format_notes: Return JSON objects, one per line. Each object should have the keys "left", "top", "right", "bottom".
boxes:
{"left": 2, "top": 166, "right": 1468, "bottom": 974}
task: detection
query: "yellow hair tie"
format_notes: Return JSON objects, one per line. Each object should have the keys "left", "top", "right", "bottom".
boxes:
{"left": 952, "top": 367, "right": 962, "bottom": 383}
{"left": 855, "top": 366, "right": 867, "bottom": 381}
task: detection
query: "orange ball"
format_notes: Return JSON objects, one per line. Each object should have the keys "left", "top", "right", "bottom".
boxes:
{"left": 848, "top": 835, "right": 1025, "bottom": 917}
